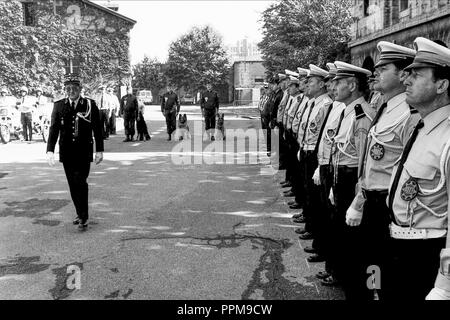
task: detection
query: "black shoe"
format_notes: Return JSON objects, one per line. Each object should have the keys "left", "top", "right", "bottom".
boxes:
{"left": 279, "top": 180, "right": 288, "bottom": 185}
{"left": 283, "top": 191, "right": 295, "bottom": 197}
{"left": 293, "top": 216, "right": 306, "bottom": 223}
{"left": 316, "top": 271, "right": 331, "bottom": 280}
{"left": 299, "top": 231, "right": 314, "bottom": 240}
{"left": 288, "top": 200, "right": 298, "bottom": 206}
{"left": 73, "top": 217, "right": 81, "bottom": 225}
{"left": 130, "top": 136, "right": 134, "bottom": 142}
{"left": 281, "top": 182, "right": 292, "bottom": 188}
{"left": 167, "top": 135, "right": 172, "bottom": 141}
{"left": 123, "top": 136, "right": 130, "bottom": 142}
{"left": 292, "top": 213, "right": 303, "bottom": 219}
{"left": 289, "top": 203, "right": 302, "bottom": 209}
{"left": 304, "top": 246, "right": 317, "bottom": 253}
{"left": 146, "top": 135, "right": 151, "bottom": 140}
{"left": 307, "top": 254, "right": 325, "bottom": 263}
{"left": 211, "top": 136, "right": 215, "bottom": 141}
{"left": 78, "top": 220, "right": 88, "bottom": 230}
{"left": 294, "top": 228, "right": 307, "bottom": 235}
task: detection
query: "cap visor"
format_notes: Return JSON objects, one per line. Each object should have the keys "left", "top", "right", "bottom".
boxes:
{"left": 404, "top": 61, "right": 437, "bottom": 71}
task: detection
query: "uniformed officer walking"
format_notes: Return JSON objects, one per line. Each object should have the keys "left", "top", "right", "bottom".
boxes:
{"left": 327, "top": 61, "right": 373, "bottom": 299}
{"left": 120, "top": 87, "right": 139, "bottom": 142}
{"left": 46, "top": 74, "right": 104, "bottom": 230}
{"left": 161, "top": 85, "right": 180, "bottom": 141}
{"left": 200, "top": 83, "right": 219, "bottom": 141}
{"left": 384, "top": 37, "right": 450, "bottom": 300}
{"left": 346, "top": 41, "right": 419, "bottom": 299}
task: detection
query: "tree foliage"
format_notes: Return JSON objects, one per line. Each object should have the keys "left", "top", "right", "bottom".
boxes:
{"left": 165, "top": 25, "right": 230, "bottom": 92}
{"left": 258, "top": 0, "right": 352, "bottom": 75}
{"left": 132, "top": 56, "right": 167, "bottom": 94}
{"left": 0, "top": 1, "right": 132, "bottom": 97}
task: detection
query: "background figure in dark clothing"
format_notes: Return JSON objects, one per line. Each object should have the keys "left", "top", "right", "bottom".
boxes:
{"left": 120, "top": 87, "right": 139, "bottom": 142}
{"left": 261, "top": 75, "right": 284, "bottom": 156}
{"left": 161, "top": 85, "right": 180, "bottom": 141}
{"left": 200, "top": 83, "right": 219, "bottom": 141}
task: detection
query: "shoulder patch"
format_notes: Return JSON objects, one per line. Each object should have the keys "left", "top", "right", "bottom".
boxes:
{"left": 409, "top": 105, "right": 419, "bottom": 114}
{"left": 354, "top": 104, "right": 366, "bottom": 120}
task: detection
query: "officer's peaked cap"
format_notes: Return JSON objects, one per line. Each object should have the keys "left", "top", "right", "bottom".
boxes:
{"left": 333, "top": 61, "right": 372, "bottom": 80}
{"left": 288, "top": 76, "right": 300, "bottom": 85}
{"left": 307, "top": 64, "right": 329, "bottom": 79}
{"left": 325, "top": 63, "right": 338, "bottom": 80}
{"left": 285, "top": 69, "right": 299, "bottom": 77}
{"left": 297, "top": 68, "right": 309, "bottom": 77}
{"left": 20, "top": 86, "right": 28, "bottom": 93}
{"left": 405, "top": 37, "right": 450, "bottom": 70}
{"left": 375, "top": 41, "right": 416, "bottom": 68}
{"left": 64, "top": 74, "right": 81, "bottom": 86}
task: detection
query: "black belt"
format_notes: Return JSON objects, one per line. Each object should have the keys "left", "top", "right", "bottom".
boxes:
{"left": 362, "top": 189, "right": 389, "bottom": 202}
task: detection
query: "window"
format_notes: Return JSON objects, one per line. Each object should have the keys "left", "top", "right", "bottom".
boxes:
{"left": 22, "top": 2, "right": 35, "bottom": 26}
{"left": 400, "top": 0, "right": 409, "bottom": 11}
{"left": 364, "top": 0, "right": 370, "bottom": 16}
{"left": 64, "top": 56, "right": 82, "bottom": 75}
{"left": 255, "top": 78, "right": 264, "bottom": 83}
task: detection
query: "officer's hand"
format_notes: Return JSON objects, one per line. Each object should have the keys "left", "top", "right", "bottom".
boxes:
{"left": 297, "top": 150, "right": 301, "bottom": 162}
{"left": 329, "top": 188, "right": 335, "bottom": 205}
{"left": 95, "top": 152, "right": 103, "bottom": 165}
{"left": 426, "top": 288, "right": 450, "bottom": 300}
{"left": 312, "top": 167, "right": 320, "bottom": 186}
{"left": 346, "top": 207, "right": 363, "bottom": 227}
{"left": 46, "top": 151, "right": 55, "bottom": 167}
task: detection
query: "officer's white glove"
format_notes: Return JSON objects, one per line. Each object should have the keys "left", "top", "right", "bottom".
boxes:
{"left": 346, "top": 206, "right": 363, "bottom": 227}
{"left": 312, "top": 167, "right": 320, "bottom": 186}
{"left": 297, "top": 150, "right": 301, "bottom": 162}
{"left": 329, "top": 188, "right": 335, "bottom": 205}
{"left": 426, "top": 287, "right": 450, "bottom": 300}
{"left": 95, "top": 152, "right": 103, "bottom": 165}
{"left": 46, "top": 151, "right": 55, "bottom": 167}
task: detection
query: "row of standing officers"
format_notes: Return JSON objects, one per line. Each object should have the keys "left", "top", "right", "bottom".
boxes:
{"left": 259, "top": 37, "right": 450, "bottom": 300}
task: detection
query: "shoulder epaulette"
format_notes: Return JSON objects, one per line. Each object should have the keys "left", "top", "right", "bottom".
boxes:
{"left": 354, "top": 104, "right": 366, "bottom": 120}
{"left": 409, "top": 105, "right": 419, "bottom": 114}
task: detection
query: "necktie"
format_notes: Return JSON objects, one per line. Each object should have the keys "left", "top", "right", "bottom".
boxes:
{"left": 301, "top": 101, "right": 315, "bottom": 146}
{"left": 358, "top": 102, "right": 388, "bottom": 177}
{"left": 101, "top": 94, "right": 104, "bottom": 109}
{"left": 71, "top": 101, "right": 75, "bottom": 110}
{"left": 328, "top": 108, "right": 345, "bottom": 166}
{"left": 388, "top": 119, "right": 424, "bottom": 210}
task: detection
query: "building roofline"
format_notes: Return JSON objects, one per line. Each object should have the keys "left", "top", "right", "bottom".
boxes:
{"left": 349, "top": 7, "right": 450, "bottom": 48}
{"left": 83, "top": 0, "right": 137, "bottom": 25}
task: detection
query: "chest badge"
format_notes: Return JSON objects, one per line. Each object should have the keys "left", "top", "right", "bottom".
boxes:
{"left": 205, "top": 97, "right": 209, "bottom": 102}
{"left": 400, "top": 178, "right": 419, "bottom": 201}
{"left": 370, "top": 143, "right": 385, "bottom": 161}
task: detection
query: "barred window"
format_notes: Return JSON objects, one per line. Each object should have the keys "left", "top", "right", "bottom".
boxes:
{"left": 22, "top": 2, "right": 35, "bottom": 26}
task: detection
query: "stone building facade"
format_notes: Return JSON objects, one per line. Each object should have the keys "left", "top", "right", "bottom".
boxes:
{"left": 349, "top": 0, "right": 450, "bottom": 71}
{"left": 231, "top": 60, "right": 267, "bottom": 105}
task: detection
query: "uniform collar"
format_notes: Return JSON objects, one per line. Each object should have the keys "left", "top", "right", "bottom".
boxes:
{"left": 423, "top": 104, "right": 450, "bottom": 135}
{"left": 314, "top": 93, "right": 330, "bottom": 105}
{"left": 68, "top": 96, "right": 80, "bottom": 108}
{"left": 385, "top": 92, "right": 406, "bottom": 114}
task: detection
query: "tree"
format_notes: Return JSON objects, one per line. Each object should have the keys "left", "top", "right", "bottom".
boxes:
{"left": 165, "top": 25, "right": 230, "bottom": 92}
{"left": 0, "top": 1, "right": 133, "bottom": 97}
{"left": 132, "top": 56, "right": 167, "bottom": 93}
{"left": 258, "top": 0, "right": 352, "bottom": 76}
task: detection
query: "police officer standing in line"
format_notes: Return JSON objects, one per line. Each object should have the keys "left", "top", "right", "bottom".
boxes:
{"left": 120, "top": 87, "right": 139, "bottom": 142}
{"left": 200, "top": 83, "right": 219, "bottom": 141}
{"left": 345, "top": 42, "right": 419, "bottom": 299}
{"left": 297, "top": 64, "right": 333, "bottom": 261}
{"left": 383, "top": 38, "right": 450, "bottom": 300}
{"left": 161, "top": 85, "right": 180, "bottom": 141}
{"left": 16, "top": 86, "right": 36, "bottom": 142}
{"left": 46, "top": 74, "right": 104, "bottom": 230}
{"left": 275, "top": 72, "right": 292, "bottom": 171}
{"left": 310, "top": 62, "right": 346, "bottom": 285}
{"left": 327, "top": 61, "right": 373, "bottom": 299}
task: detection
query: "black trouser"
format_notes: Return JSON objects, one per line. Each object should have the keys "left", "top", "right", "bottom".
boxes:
{"left": 285, "top": 131, "right": 298, "bottom": 185}
{"left": 63, "top": 160, "right": 91, "bottom": 222}
{"left": 330, "top": 165, "right": 366, "bottom": 300}
{"left": 99, "top": 109, "right": 110, "bottom": 138}
{"left": 292, "top": 149, "right": 305, "bottom": 208}
{"left": 359, "top": 189, "right": 391, "bottom": 300}
{"left": 109, "top": 110, "right": 116, "bottom": 134}
{"left": 302, "top": 150, "right": 321, "bottom": 238}
{"left": 123, "top": 113, "right": 136, "bottom": 138}
{"left": 278, "top": 124, "right": 288, "bottom": 169}
{"left": 261, "top": 115, "right": 271, "bottom": 152}
{"left": 21, "top": 112, "right": 32, "bottom": 141}
{"left": 204, "top": 109, "right": 216, "bottom": 132}
{"left": 318, "top": 164, "right": 335, "bottom": 273}
{"left": 164, "top": 109, "right": 177, "bottom": 135}
{"left": 384, "top": 237, "right": 445, "bottom": 300}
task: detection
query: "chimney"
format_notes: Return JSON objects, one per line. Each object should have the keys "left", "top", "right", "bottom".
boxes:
{"left": 102, "top": 0, "right": 119, "bottom": 12}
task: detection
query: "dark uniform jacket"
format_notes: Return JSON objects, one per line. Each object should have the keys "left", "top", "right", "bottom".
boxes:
{"left": 120, "top": 94, "right": 138, "bottom": 118}
{"left": 200, "top": 90, "right": 219, "bottom": 110}
{"left": 161, "top": 91, "right": 180, "bottom": 113}
{"left": 262, "top": 89, "right": 283, "bottom": 121}
{"left": 47, "top": 97, "right": 104, "bottom": 163}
